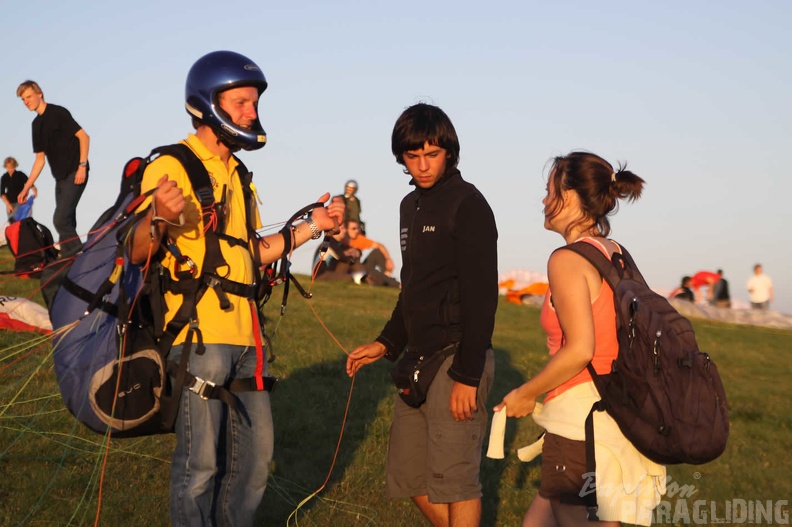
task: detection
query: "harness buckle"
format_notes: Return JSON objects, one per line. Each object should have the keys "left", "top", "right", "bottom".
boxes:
{"left": 205, "top": 275, "right": 232, "bottom": 310}
{"left": 175, "top": 256, "right": 197, "bottom": 277}
{"left": 189, "top": 377, "right": 216, "bottom": 400}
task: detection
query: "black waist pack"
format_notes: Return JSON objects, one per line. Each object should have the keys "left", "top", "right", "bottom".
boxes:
{"left": 390, "top": 343, "right": 458, "bottom": 408}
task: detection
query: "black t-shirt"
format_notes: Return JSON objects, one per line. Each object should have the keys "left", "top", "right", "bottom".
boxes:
{"left": 714, "top": 278, "right": 730, "bottom": 301}
{"left": 32, "top": 103, "right": 84, "bottom": 180}
{"left": 0, "top": 170, "right": 28, "bottom": 201}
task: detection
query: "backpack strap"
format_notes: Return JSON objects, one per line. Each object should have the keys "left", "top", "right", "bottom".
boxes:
{"left": 561, "top": 240, "right": 661, "bottom": 519}
{"left": 563, "top": 239, "right": 649, "bottom": 288}
{"left": 561, "top": 239, "right": 623, "bottom": 290}
{"left": 558, "top": 240, "right": 629, "bottom": 521}
{"left": 584, "top": 401, "right": 603, "bottom": 521}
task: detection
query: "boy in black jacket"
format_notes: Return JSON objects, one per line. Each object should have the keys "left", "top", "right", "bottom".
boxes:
{"left": 346, "top": 103, "right": 498, "bottom": 527}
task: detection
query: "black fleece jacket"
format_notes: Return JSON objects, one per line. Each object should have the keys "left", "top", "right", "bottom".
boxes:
{"left": 376, "top": 170, "right": 498, "bottom": 387}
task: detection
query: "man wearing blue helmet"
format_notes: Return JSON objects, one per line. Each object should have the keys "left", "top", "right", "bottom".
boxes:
{"left": 130, "top": 50, "right": 344, "bottom": 527}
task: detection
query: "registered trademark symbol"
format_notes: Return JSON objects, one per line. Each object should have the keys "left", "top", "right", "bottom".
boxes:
{"left": 693, "top": 472, "right": 701, "bottom": 479}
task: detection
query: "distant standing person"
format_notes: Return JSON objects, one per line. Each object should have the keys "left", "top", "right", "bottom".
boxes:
{"left": 347, "top": 103, "right": 498, "bottom": 527}
{"left": 712, "top": 269, "right": 731, "bottom": 308}
{"left": 336, "top": 179, "right": 365, "bottom": 232}
{"left": 16, "top": 80, "right": 90, "bottom": 257}
{"left": 1, "top": 156, "right": 36, "bottom": 221}
{"left": 747, "top": 264, "right": 773, "bottom": 310}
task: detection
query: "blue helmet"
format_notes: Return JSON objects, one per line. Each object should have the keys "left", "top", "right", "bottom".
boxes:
{"left": 185, "top": 51, "right": 268, "bottom": 151}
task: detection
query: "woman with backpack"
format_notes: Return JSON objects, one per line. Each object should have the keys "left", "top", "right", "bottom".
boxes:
{"left": 494, "top": 152, "right": 666, "bottom": 526}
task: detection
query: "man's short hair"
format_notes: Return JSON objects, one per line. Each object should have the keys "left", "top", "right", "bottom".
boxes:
{"left": 3, "top": 157, "right": 18, "bottom": 168}
{"left": 16, "top": 80, "right": 42, "bottom": 98}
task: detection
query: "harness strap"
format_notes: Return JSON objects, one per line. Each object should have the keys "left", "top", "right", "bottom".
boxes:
{"left": 217, "top": 232, "right": 249, "bottom": 248}
{"left": 162, "top": 273, "right": 257, "bottom": 301}
{"left": 250, "top": 301, "right": 266, "bottom": 390}
{"left": 228, "top": 376, "right": 278, "bottom": 393}
{"left": 62, "top": 276, "right": 118, "bottom": 317}
{"left": 584, "top": 401, "right": 603, "bottom": 521}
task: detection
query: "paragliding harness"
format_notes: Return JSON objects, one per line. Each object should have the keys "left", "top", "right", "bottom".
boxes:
{"left": 51, "top": 143, "right": 316, "bottom": 437}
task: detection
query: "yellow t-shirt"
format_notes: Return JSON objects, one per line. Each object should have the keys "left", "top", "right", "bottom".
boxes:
{"left": 140, "top": 134, "right": 263, "bottom": 346}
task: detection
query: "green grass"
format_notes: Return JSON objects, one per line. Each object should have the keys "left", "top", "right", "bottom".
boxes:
{"left": 1, "top": 252, "right": 791, "bottom": 526}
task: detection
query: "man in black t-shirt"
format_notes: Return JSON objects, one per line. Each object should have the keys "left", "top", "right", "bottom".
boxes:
{"left": 16, "top": 80, "right": 90, "bottom": 256}
{"left": 712, "top": 269, "right": 731, "bottom": 308}
{"left": 1, "top": 156, "right": 37, "bottom": 221}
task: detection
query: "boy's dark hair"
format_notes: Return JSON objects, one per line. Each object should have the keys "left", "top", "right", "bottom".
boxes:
{"left": 391, "top": 103, "right": 460, "bottom": 174}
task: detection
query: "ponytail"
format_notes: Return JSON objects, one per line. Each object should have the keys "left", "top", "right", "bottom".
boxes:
{"left": 548, "top": 152, "right": 646, "bottom": 238}
{"left": 611, "top": 163, "right": 645, "bottom": 203}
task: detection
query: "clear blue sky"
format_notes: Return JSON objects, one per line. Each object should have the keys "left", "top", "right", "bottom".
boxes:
{"left": 2, "top": 1, "right": 790, "bottom": 312}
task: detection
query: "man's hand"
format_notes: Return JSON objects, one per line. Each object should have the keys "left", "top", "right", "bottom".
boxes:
{"left": 152, "top": 174, "right": 185, "bottom": 224}
{"left": 310, "top": 192, "right": 345, "bottom": 233}
{"left": 346, "top": 341, "right": 386, "bottom": 377}
{"left": 17, "top": 184, "right": 31, "bottom": 204}
{"left": 74, "top": 166, "right": 87, "bottom": 185}
{"left": 450, "top": 382, "right": 478, "bottom": 421}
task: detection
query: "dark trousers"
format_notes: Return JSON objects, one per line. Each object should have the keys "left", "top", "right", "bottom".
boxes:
{"left": 53, "top": 173, "right": 87, "bottom": 256}
{"left": 363, "top": 249, "right": 399, "bottom": 287}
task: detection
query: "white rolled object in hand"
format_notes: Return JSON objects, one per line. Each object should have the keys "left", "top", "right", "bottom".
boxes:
{"left": 485, "top": 402, "right": 546, "bottom": 460}
{"left": 486, "top": 407, "right": 507, "bottom": 459}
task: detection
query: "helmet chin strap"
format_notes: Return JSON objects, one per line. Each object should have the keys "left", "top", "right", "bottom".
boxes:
{"left": 211, "top": 105, "right": 244, "bottom": 152}
{"left": 217, "top": 134, "right": 243, "bottom": 153}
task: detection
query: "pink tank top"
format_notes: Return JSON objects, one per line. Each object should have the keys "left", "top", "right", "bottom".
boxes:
{"left": 541, "top": 238, "right": 619, "bottom": 402}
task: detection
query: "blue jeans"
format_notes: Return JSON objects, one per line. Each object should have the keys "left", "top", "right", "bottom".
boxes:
{"left": 170, "top": 343, "right": 274, "bottom": 527}
{"left": 53, "top": 173, "right": 87, "bottom": 256}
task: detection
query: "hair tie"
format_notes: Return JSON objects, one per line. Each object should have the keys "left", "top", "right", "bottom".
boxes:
{"left": 611, "top": 172, "right": 617, "bottom": 183}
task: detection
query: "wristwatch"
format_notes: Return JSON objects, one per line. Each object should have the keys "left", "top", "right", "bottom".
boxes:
{"left": 305, "top": 217, "right": 322, "bottom": 240}
{"left": 79, "top": 161, "right": 88, "bottom": 167}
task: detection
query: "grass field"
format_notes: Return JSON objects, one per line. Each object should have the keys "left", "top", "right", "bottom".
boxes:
{"left": 1, "top": 255, "right": 790, "bottom": 526}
